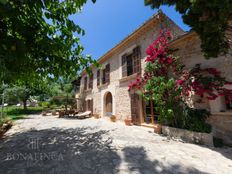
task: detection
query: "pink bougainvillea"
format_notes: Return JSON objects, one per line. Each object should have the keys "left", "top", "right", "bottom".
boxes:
{"left": 176, "top": 64, "right": 232, "bottom": 102}
{"left": 129, "top": 29, "right": 232, "bottom": 104}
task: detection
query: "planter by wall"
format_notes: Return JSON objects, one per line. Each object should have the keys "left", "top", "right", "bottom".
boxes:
{"left": 162, "top": 126, "right": 213, "bottom": 146}
{"left": 110, "top": 115, "right": 116, "bottom": 122}
{"left": 52, "top": 111, "right": 57, "bottom": 116}
{"left": 154, "top": 124, "right": 162, "bottom": 134}
{"left": 58, "top": 111, "right": 65, "bottom": 118}
{"left": 124, "top": 118, "right": 132, "bottom": 126}
{"left": 93, "top": 114, "right": 100, "bottom": 119}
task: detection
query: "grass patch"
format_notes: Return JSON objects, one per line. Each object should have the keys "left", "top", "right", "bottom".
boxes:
{"left": 1, "top": 106, "right": 43, "bottom": 121}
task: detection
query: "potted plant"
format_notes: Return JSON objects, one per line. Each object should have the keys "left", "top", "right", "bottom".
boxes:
{"left": 52, "top": 110, "right": 57, "bottom": 116}
{"left": 58, "top": 110, "right": 65, "bottom": 118}
{"left": 124, "top": 116, "right": 132, "bottom": 126}
{"left": 154, "top": 123, "right": 162, "bottom": 134}
{"left": 110, "top": 115, "right": 116, "bottom": 122}
{"left": 93, "top": 113, "right": 100, "bottom": 119}
{"left": 42, "top": 111, "right": 47, "bottom": 116}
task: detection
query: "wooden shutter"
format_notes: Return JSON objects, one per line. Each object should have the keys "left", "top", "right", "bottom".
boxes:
{"left": 132, "top": 46, "right": 141, "bottom": 74}
{"left": 122, "top": 54, "right": 127, "bottom": 77}
{"left": 84, "top": 77, "right": 87, "bottom": 90}
{"left": 105, "top": 64, "right": 110, "bottom": 83}
{"left": 131, "top": 93, "right": 141, "bottom": 125}
{"left": 102, "top": 69, "right": 106, "bottom": 84}
{"left": 97, "top": 70, "right": 100, "bottom": 86}
{"left": 89, "top": 75, "right": 93, "bottom": 89}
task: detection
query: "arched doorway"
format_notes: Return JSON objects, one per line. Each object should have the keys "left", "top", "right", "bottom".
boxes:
{"left": 104, "top": 92, "right": 113, "bottom": 116}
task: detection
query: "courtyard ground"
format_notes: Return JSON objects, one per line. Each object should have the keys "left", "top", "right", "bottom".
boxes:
{"left": 0, "top": 115, "right": 232, "bottom": 174}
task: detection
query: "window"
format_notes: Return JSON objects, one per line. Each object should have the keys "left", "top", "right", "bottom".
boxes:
{"left": 127, "top": 54, "right": 133, "bottom": 76}
{"left": 97, "top": 70, "right": 100, "bottom": 86}
{"left": 88, "top": 75, "right": 93, "bottom": 89}
{"left": 84, "top": 77, "right": 87, "bottom": 90}
{"left": 102, "top": 63, "right": 110, "bottom": 84}
{"left": 121, "top": 46, "right": 141, "bottom": 77}
{"left": 225, "top": 95, "right": 232, "bottom": 110}
{"left": 144, "top": 100, "right": 159, "bottom": 124}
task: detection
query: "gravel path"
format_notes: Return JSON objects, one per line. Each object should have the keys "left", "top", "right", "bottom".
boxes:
{"left": 0, "top": 115, "right": 232, "bottom": 174}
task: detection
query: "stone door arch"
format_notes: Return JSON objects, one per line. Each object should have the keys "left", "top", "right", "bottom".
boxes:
{"left": 104, "top": 92, "right": 113, "bottom": 116}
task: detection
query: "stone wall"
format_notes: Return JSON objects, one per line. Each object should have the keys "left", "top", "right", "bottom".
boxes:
{"left": 207, "top": 113, "right": 232, "bottom": 146}
{"left": 162, "top": 126, "right": 213, "bottom": 146}
{"left": 171, "top": 33, "right": 232, "bottom": 146}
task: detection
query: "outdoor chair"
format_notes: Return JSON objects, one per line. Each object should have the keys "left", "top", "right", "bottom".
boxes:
{"left": 75, "top": 111, "right": 91, "bottom": 119}
{"left": 73, "top": 109, "right": 80, "bottom": 117}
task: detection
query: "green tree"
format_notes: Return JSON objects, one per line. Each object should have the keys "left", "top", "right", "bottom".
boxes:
{"left": 0, "top": 0, "right": 97, "bottom": 83}
{"left": 4, "top": 79, "right": 49, "bottom": 110}
{"left": 43, "top": 77, "right": 76, "bottom": 111}
{"left": 145, "top": 0, "right": 232, "bottom": 58}
{"left": 5, "top": 86, "right": 31, "bottom": 109}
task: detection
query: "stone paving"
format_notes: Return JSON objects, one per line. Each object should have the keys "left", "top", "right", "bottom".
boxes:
{"left": 0, "top": 115, "right": 232, "bottom": 174}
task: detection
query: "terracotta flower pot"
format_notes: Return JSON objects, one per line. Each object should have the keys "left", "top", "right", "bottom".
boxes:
{"left": 94, "top": 114, "right": 100, "bottom": 119}
{"left": 110, "top": 115, "right": 116, "bottom": 122}
{"left": 154, "top": 124, "right": 162, "bottom": 134}
{"left": 59, "top": 111, "right": 65, "bottom": 118}
{"left": 124, "top": 118, "right": 132, "bottom": 126}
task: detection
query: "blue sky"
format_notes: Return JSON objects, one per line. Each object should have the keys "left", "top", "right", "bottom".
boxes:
{"left": 73, "top": 0, "right": 191, "bottom": 60}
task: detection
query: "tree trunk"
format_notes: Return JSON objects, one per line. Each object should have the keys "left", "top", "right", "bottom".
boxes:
{"left": 23, "top": 100, "right": 27, "bottom": 110}
{"left": 65, "top": 94, "right": 68, "bottom": 112}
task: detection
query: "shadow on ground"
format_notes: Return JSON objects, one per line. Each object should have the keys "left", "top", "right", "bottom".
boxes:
{"left": 0, "top": 125, "right": 230, "bottom": 174}
{"left": 0, "top": 128, "right": 120, "bottom": 174}
{"left": 122, "top": 147, "right": 208, "bottom": 174}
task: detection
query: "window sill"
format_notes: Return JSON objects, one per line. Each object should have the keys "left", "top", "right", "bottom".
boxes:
{"left": 119, "top": 73, "right": 137, "bottom": 82}
{"left": 97, "top": 83, "right": 109, "bottom": 89}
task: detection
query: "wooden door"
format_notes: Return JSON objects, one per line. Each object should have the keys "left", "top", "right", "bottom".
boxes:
{"left": 88, "top": 100, "right": 93, "bottom": 114}
{"left": 131, "top": 93, "right": 141, "bottom": 124}
{"left": 105, "top": 92, "right": 112, "bottom": 113}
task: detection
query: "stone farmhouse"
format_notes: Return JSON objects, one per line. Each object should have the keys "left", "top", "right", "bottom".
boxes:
{"left": 74, "top": 11, "right": 232, "bottom": 145}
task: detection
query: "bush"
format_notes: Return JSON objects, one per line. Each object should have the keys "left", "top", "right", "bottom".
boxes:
{"left": 159, "top": 106, "right": 212, "bottom": 133}
{"left": 39, "top": 101, "right": 50, "bottom": 108}
{"left": 182, "top": 108, "right": 211, "bottom": 133}
{"left": 213, "top": 137, "right": 224, "bottom": 147}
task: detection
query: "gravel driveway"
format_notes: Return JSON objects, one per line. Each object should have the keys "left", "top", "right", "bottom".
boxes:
{"left": 0, "top": 115, "right": 232, "bottom": 174}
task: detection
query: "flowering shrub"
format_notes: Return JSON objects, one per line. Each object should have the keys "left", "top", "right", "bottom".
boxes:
{"left": 175, "top": 64, "right": 232, "bottom": 103}
{"left": 128, "top": 29, "right": 232, "bottom": 131}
